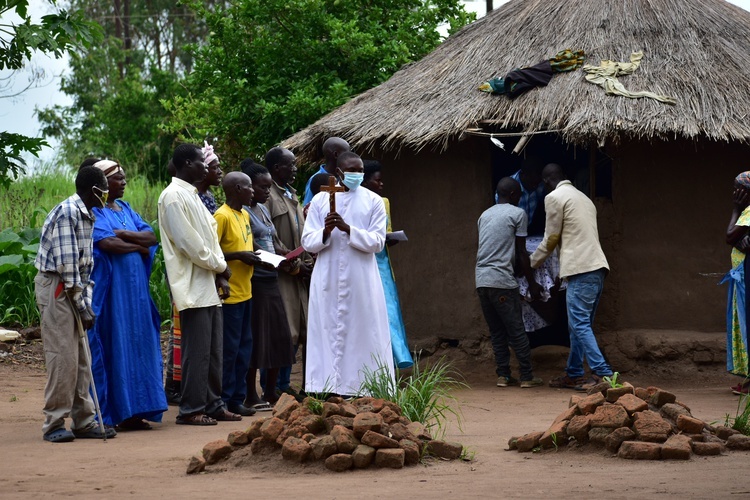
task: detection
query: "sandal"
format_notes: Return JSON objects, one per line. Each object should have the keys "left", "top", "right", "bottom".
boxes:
{"left": 207, "top": 408, "right": 243, "bottom": 421}
{"left": 549, "top": 374, "right": 585, "bottom": 389}
{"left": 72, "top": 424, "right": 117, "bottom": 439}
{"left": 43, "top": 428, "right": 75, "bottom": 443}
{"left": 176, "top": 413, "right": 217, "bottom": 426}
{"left": 116, "top": 417, "right": 153, "bottom": 431}
{"left": 252, "top": 401, "right": 273, "bottom": 412}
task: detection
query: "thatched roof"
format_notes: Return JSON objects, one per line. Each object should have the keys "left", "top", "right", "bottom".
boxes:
{"left": 285, "top": 0, "right": 750, "bottom": 162}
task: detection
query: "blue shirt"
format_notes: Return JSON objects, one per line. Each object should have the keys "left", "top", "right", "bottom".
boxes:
{"left": 510, "top": 169, "right": 546, "bottom": 221}
{"left": 303, "top": 165, "right": 329, "bottom": 205}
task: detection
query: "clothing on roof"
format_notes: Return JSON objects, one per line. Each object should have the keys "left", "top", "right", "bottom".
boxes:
{"left": 479, "top": 49, "right": 585, "bottom": 98}
{"left": 582, "top": 51, "right": 676, "bottom": 105}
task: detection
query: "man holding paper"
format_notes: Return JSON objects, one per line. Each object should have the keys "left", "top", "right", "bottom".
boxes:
{"left": 264, "top": 147, "right": 313, "bottom": 397}
{"left": 302, "top": 152, "right": 394, "bottom": 396}
{"left": 214, "top": 172, "right": 261, "bottom": 417}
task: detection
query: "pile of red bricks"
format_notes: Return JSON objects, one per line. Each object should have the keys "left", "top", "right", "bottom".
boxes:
{"left": 509, "top": 382, "right": 750, "bottom": 459}
{"left": 188, "top": 393, "right": 465, "bottom": 473}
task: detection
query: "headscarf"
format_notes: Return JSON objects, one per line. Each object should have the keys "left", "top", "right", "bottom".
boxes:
{"left": 736, "top": 171, "right": 750, "bottom": 189}
{"left": 92, "top": 160, "right": 123, "bottom": 178}
{"left": 203, "top": 141, "right": 219, "bottom": 166}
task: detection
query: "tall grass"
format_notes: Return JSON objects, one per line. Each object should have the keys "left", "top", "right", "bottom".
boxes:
{"left": 0, "top": 172, "right": 173, "bottom": 327}
{"left": 358, "top": 355, "right": 468, "bottom": 438}
{"left": 1, "top": 173, "right": 165, "bottom": 229}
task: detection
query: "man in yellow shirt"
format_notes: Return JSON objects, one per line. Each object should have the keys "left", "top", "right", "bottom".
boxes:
{"left": 214, "top": 172, "right": 262, "bottom": 416}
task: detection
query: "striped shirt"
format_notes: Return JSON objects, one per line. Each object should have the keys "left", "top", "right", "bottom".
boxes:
{"left": 34, "top": 194, "right": 96, "bottom": 312}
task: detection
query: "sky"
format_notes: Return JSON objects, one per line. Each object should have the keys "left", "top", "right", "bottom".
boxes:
{"left": 2, "top": 0, "right": 750, "bottom": 166}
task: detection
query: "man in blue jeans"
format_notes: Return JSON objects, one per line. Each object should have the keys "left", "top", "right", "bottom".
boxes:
{"left": 531, "top": 163, "right": 613, "bottom": 390}
{"left": 476, "top": 178, "right": 544, "bottom": 388}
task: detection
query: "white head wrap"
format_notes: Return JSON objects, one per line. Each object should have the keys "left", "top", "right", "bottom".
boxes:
{"left": 202, "top": 141, "right": 219, "bottom": 165}
{"left": 92, "top": 160, "right": 123, "bottom": 178}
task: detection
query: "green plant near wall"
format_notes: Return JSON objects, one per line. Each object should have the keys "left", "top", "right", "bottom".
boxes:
{"left": 0, "top": 228, "right": 42, "bottom": 326}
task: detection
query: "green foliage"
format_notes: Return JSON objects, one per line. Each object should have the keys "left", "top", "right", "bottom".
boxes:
{"left": 358, "top": 355, "right": 467, "bottom": 437}
{"left": 147, "top": 222, "right": 173, "bottom": 326}
{"left": 0, "top": 0, "right": 100, "bottom": 71}
{"left": 0, "top": 0, "right": 101, "bottom": 184}
{"left": 163, "top": 0, "right": 474, "bottom": 164}
{"left": 0, "top": 173, "right": 171, "bottom": 327}
{"left": 36, "top": 0, "right": 207, "bottom": 181}
{"left": 603, "top": 372, "right": 623, "bottom": 389}
{"left": 0, "top": 132, "right": 47, "bottom": 189}
{"left": 726, "top": 383, "right": 750, "bottom": 435}
{"left": 0, "top": 228, "right": 42, "bottom": 326}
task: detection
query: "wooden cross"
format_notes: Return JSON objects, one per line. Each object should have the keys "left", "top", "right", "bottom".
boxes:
{"left": 320, "top": 176, "right": 345, "bottom": 213}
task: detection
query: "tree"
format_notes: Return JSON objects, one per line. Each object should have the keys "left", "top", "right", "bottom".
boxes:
{"left": 163, "top": 0, "right": 474, "bottom": 167}
{"left": 37, "top": 0, "right": 215, "bottom": 181}
{"left": 0, "top": 0, "right": 100, "bottom": 186}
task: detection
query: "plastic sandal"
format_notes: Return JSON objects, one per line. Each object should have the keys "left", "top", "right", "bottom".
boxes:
{"left": 43, "top": 428, "right": 75, "bottom": 443}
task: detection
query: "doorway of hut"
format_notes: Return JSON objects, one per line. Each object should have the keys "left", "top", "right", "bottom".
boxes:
{"left": 488, "top": 132, "right": 613, "bottom": 349}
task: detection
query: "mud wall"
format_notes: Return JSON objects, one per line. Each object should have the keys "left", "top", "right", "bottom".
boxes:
{"left": 367, "top": 137, "right": 750, "bottom": 347}
{"left": 604, "top": 139, "right": 750, "bottom": 332}
{"left": 374, "top": 137, "right": 491, "bottom": 346}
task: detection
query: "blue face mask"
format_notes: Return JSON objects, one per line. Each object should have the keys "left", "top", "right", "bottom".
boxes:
{"left": 342, "top": 172, "right": 364, "bottom": 191}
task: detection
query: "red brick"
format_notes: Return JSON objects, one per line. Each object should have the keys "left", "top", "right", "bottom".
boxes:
{"left": 353, "top": 412, "right": 383, "bottom": 438}
{"left": 661, "top": 434, "right": 692, "bottom": 460}
{"left": 361, "top": 430, "right": 400, "bottom": 449}
{"left": 676, "top": 414, "right": 705, "bottom": 434}
{"left": 604, "top": 427, "right": 636, "bottom": 453}
{"left": 577, "top": 392, "right": 606, "bottom": 415}
{"left": 567, "top": 414, "right": 591, "bottom": 443}
{"left": 516, "top": 431, "right": 543, "bottom": 452}
{"left": 633, "top": 410, "right": 671, "bottom": 442}
{"left": 202, "top": 439, "right": 232, "bottom": 465}
{"left": 618, "top": 441, "right": 661, "bottom": 460}
{"left": 540, "top": 421, "right": 568, "bottom": 449}
{"left": 616, "top": 394, "right": 648, "bottom": 415}
{"left": 281, "top": 436, "right": 312, "bottom": 462}
{"left": 692, "top": 441, "right": 722, "bottom": 456}
{"left": 325, "top": 453, "right": 353, "bottom": 472}
{"left": 375, "top": 448, "right": 405, "bottom": 468}
{"left": 590, "top": 404, "right": 630, "bottom": 428}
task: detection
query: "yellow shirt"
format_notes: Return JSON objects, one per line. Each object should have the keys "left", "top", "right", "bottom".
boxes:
{"left": 731, "top": 206, "right": 750, "bottom": 268}
{"left": 214, "top": 204, "right": 254, "bottom": 304}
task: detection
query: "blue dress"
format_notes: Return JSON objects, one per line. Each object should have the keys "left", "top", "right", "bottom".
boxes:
{"left": 377, "top": 198, "right": 413, "bottom": 369}
{"left": 88, "top": 200, "right": 167, "bottom": 425}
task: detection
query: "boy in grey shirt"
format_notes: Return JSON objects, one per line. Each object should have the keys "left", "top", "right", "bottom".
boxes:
{"left": 476, "top": 177, "right": 543, "bottom": 388}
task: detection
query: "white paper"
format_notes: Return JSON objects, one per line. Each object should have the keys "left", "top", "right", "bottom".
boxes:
{"left": 255, "top": 249, "right": 286, "bottom": 268}
{"left": 386, "top": 230, "right": 408, "bottom": 242}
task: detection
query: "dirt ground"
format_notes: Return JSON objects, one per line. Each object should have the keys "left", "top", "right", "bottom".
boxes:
{"left": 2, "top": 346, "right": 750, "bottom": 499}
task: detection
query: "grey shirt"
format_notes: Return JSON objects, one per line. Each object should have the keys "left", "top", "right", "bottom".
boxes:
{"left": 476, "top": 203, "right": 528, "bottom": 289}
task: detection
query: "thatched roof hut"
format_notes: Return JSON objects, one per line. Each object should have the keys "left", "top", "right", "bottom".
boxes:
{"left": 287, "top": 0, "right": 750, "bottom": 157}
{"left": 285, "top": 0, "right": 750, "bottom": 365}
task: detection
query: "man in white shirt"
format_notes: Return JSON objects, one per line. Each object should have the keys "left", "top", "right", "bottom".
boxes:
{"left": 158, "top": 143, "right": 241, "bottom": 425}
{"left": 530, "top": 163, "right": 613, "bottom": 390}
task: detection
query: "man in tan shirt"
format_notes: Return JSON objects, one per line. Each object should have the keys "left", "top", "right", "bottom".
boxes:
{"left": 530, "top": 163, "right": 613, "bottom": 390}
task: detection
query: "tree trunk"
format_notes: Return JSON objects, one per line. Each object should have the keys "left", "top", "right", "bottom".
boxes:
{"left": 114, "top": 0, "right": 123, "bottom": 79}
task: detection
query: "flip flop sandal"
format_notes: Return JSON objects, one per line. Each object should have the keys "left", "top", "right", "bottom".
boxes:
{"left": 207, "top": 409, "right": 243, "bottom": 421}
{"left": 176, "top": 413, "right": 217, "bottom": 426}
{"left": 252, "top": 402, "right": 273, "bottom": 412}
{"left": 43, "top": 428, "right": 75, "bottom": 443}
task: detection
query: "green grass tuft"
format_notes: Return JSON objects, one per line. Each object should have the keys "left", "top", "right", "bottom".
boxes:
{"left": 358, "top": 355, "right": 468, "bottom": 438}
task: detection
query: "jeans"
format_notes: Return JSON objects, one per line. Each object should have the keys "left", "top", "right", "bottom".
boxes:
{"left": 477, "top": 287, "right": 534, "bottom": 381}
{"left": 221, "top": 300, "right": 253, "bottom": 406}
{"left": 565, "top": 268, "right": 612, "bottom": 378}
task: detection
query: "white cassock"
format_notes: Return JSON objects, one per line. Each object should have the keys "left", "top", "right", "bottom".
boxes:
{"left": 301, "top": 185, "right": 395, "bottom": 395}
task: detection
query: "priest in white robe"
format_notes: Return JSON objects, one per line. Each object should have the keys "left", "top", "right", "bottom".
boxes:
{"left": 301, "top": 152, "right": 395, "bottom": 395}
